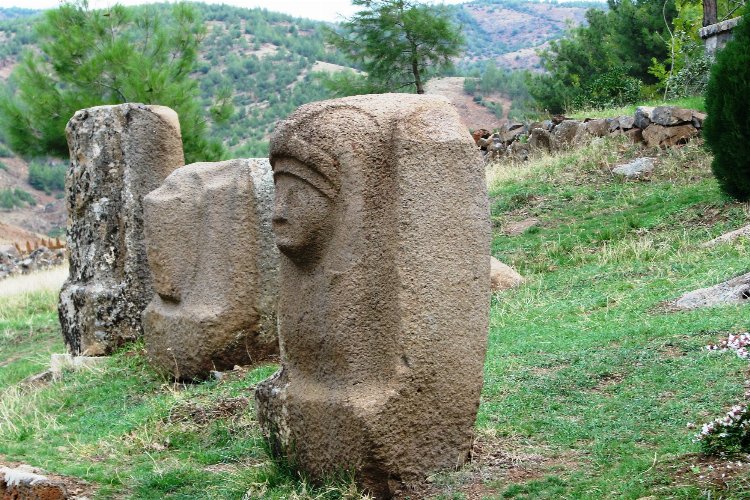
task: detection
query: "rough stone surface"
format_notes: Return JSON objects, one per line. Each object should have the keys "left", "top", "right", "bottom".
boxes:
{"left": 642, "top": 124, "right": 699, "bottom": 148}
{"left": 674, "top": 272, "right": 750, "bottom": 310}
{"left": 634, "top": 106, "right": 655, "bottom": 130}
{"left": 551, "top": 120, "right": 581, "bottom": 149}
{"left": 142, "top": 159, "right": 279, "bottom": 380}
{"left": 528, "top": 128, "right": 551, "bottom": 153}
{"left": 612, "top": 157, "right": 655, "bottom": 178}
{"left": 49, "top": 353, "right": 107, "bottom": 380}
{"left": 0, "top": 466, "right": 68, "bottom": 499}
{"left": 255, "top": 94, "right": 490, "bottom": 497}
{"left": 703, "top": 224, "right": 750, "bottom": 247}
{"left": 490, "top": 256, "right": 524, "bottom": 292}
{"left": 651, "top": 106, "right": 694, "bottom": 126}
{"left": 58, "top": 104, "right": 184, "bottom": 356}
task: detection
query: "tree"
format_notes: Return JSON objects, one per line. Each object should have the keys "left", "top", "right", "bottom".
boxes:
{"left": 0, "top": 1, "right": 231, "bottom": 163}
{"left": 703, "top": 14, "right": 750, "bottom": 200}
{"left": 325, "top": 0, "right": 463, "bottom": 94}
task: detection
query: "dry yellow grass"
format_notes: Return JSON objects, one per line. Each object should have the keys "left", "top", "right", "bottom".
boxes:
{"left": 0, "top": 266, "right": 67, "bottom": 299}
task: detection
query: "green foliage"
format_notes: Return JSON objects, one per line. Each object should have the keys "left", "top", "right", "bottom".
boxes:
{"left": 28, "top": 160, "right": 65, "bottom": 193}
{"left": 0, "top": 1, "right": 226, "bottom": 163}
{"left": 0, "top": 187, "right": 35, "bottom": 209}
{"left": 571, "top": 67, "right": 642, "bottom": 109}
{"left": 529, "top": 0, "right": 676, "bottom": 112}
{"left": 0, "top": 141, "right": 12, "bottom": 157}
{"left": 326, "top": 0, "right": 464, "bottom": 94}
{"left": 704, "top": 15, "right": 750, "bottom": 200}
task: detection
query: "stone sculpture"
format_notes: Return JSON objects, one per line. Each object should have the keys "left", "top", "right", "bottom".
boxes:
{"left": 142, "top": 159, "right": 279, "bottom": 380}
{"left": 59, "top": 104, "right": 184, "bottom": 356}
{"left": 255, "top": 94, "right": 490, "bottom": 497}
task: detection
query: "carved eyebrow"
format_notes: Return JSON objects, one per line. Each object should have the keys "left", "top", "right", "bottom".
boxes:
{"left": 272, "top": 158, "right": 337, "bottom": 200}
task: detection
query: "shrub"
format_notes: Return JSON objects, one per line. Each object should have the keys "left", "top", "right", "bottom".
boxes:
{"left": 572, "top": 68, "right": 642, "bottom": 110}
{"left": 0, "top": 160, "right": 6, "bottom": 171}
{"left": 703, "top": 15, "right": 750, "bottom": 200}
{"left": 0, "top": 188, "right": 36, "bottom": 209}
{"left": 28, "top": 160, "right": 66, "bottom": 194}
{"left": 0, "top": 142, "right": 12, "bottom": 157}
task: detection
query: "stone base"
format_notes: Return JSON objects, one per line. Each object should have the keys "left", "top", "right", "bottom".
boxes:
{"left": 144, "top": 303, "right": 278, "bottom": 380}
{"left": 58, "top": 281, "right": 141, "bottom": 356}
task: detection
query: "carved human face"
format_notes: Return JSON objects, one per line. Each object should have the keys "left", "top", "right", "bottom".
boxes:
{"left": 272, "top": 161, "right": 335, "bottom": 261}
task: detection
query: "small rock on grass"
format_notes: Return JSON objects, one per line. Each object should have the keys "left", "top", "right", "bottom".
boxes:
{"left": 703, "top": 224, "right": 750, "bottom": 247}
{"left": 612, "top": 158, "right": 655, "bottom": 179}
{"left": 491, "top": 257, "right": 524, "bottom": 292}
{"left": 673, "top": 271, "right": 750, "bottom": 310}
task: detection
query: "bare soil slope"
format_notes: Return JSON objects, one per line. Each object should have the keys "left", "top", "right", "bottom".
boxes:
{"left": 425, "top": 77, "right": 511, "bottom": 131}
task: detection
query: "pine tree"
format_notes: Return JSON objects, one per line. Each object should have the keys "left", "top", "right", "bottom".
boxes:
{"left": 0, "top": 1, "right": 231, "bottom": 163}
{"left": 703, "top": 14, "right": 750, "bottom": 200}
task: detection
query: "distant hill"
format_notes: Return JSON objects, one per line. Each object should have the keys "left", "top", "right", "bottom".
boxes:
{"left": 0, "top": 0, "right": 601, "bottom": 237}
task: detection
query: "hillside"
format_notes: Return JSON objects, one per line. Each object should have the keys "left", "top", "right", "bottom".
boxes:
{"left": 2, "top": 134, "right": 750, "bottom": 497}
{"left": 0, "top": 0, "right": 600, "bottom": 238}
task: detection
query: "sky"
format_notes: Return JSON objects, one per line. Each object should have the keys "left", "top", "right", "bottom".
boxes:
{"left": 0, "top": 0, "right": 467, "bottom": 23}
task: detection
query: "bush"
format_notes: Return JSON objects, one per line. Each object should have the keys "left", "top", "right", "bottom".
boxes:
{"left": 572, "top": 68, "right": 642, "bottom": 110}
{"left": 703, "top": 15, "right": 750, "bottom": 200}
{"left": 28, "top": 160, "right": 66, "bottom": 194}
{"left": 0, "top": 187, "right": 36, "bottom": 209}
{"left": 0, "top": 160, "right": 7, "bottom": 171}
{"left": 0, "top": 141, "right": 12, "bottom": 157}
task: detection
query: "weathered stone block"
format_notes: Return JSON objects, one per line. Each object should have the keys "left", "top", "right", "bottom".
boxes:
{"left": 59, "top": 104, "right": 184, "bottom": 356}
{"left": 642, "top": 124, "right": 699, "bottom": 148}
{"left": 142, "top": 159, "right": 279, "bottom": 380}
{"left": 255, "top": 94, "right": 490, "bottom": 497}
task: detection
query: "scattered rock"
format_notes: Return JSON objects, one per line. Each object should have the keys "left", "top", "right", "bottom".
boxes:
{"left": 703, "top": 224, "right": 750, "bottom": 247}
{"left": 142, "top": 158, "right": 279, "bottom": 381}
{"left": 490, "top": 257, "right": 524, "bottom": 292}
{"left": 673, "top": 271, "right": 750, "bottom": 310}
{"left": 20, "top": 370, "right": 53, "bottom": 386}
{"left": 0, "top": 465, "right": 68, "bottom": 499}
{"left": 58, "top": 104, "right": 185, "bottom": 356}
{"left": 612, "top": 157, "right": 655, "bottom": 178}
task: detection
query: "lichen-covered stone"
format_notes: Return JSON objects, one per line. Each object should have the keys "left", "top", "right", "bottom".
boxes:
{"left": 59, "top": 104, "right": 184, "bottom": 355}
{"left": 142, "top": 159, "right": 279, "bottom": 380}
{"left": 256, "top": 94, "right": 490, "bottom": 497}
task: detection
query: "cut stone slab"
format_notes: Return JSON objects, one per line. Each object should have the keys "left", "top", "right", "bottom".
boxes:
{"left": 256, "top": 94, "right": 489, "bottom": 497}
{"left": 143, "top": 158, "right": 279, "bottom": 380}
{"left": 490, "top": 256, "right": 524, "bottom": 292}
{"left": 703, "top": 224, "right": 750, "bottom": 247}
{"left": 58, "top": 104, "right": 185, "bottom": 356}
{"left": 673, "top": 272, "right": 750, "bottom": 310}
{"left": 0, "top": 466, "right": 68, "bottom": 499}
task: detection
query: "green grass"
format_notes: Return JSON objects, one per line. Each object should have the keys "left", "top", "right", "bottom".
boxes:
{"left": 1, "top": 135, "right": 749, "bottom": 498}
{"left": 569, "top": 96, "right": 706, "bottom": 120}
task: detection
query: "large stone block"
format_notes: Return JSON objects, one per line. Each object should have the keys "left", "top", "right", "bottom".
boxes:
{"left": 255, "top": 94, "right": 490, "bottom": 497}
{"left": 142, "top": 159, "right": 279, "bottom": 380}
{"left": 59, "top": 104, "right": 184, "bottom": 356}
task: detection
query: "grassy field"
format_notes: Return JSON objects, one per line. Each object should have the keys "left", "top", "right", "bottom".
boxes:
{"left": 1, "top": 135, "right": 749, "bottom": 499}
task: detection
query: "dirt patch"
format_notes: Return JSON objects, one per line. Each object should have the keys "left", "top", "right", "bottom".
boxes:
{"left": 0, "top": 458, "right": 97, "bottom": 499}
{"left": 168, "top": 396, "right": 250, "bottom": 425}
{"left": 590, "top": 372, "right": 626, "bottom": 393}
{"left": 664, "top": 453, "right": 750, "bottom": 494}
{"left": 425, "top": 77, "right": 504, "bottom": 131}
{"left": 503, "top": 217, "right": 540, "bottom": 236}
{"left": 396, "top": 433, "right": 580, "bottom": 499}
